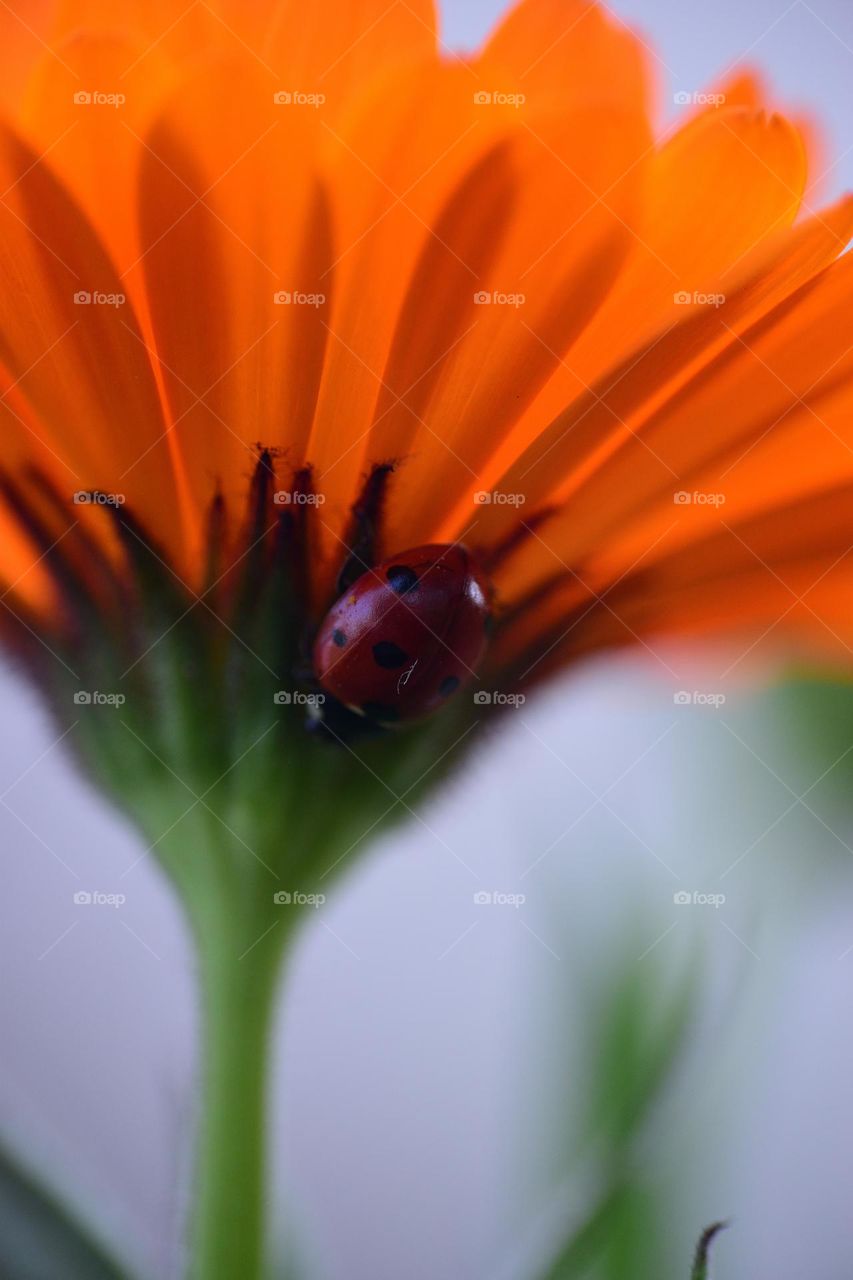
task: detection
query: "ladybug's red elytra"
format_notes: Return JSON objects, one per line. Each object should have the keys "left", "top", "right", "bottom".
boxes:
{"left": 312, "top": 544, "right": 491, "bottom": 724}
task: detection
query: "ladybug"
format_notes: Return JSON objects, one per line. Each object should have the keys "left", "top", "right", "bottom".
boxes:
{"left": 312, "top": 544, "right": 491, "bottom": 725}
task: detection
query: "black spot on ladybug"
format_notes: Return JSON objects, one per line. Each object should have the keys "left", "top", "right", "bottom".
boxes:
{"left": 332, "top": 629, "right": 347, "bottom": 647}
{"left": 372, "top": 640, "right": 410, "bottom": 669}
{"left": 386, "top": 564, "right": 419, "bottom": 594}
{"left": 362, "top": 701, "right": 401, "bottom": 722}
{"left": 439, "top": 675, "right": 460, "bottom": 697}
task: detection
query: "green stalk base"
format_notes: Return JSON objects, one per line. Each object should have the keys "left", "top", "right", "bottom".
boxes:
{"left": 189, "top": 900, "right": 291, "bottom": 1280}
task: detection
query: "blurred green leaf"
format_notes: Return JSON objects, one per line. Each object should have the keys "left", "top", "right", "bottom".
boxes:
{"left": 0, "top": 1139, "right": 129, "bottom": 1279}
{"left": 536, "top": 1181, "right": 628, "bottom": 1280}
{"left": 538, "top": 1181, "right": 662, "bottom": 1280}
{"left": 534, "top": 944, "right": 701, "bottom": 1280}
{"left": 582, "top": 944, "right": 699, "bottom": 1152}
{"left": 691, "top": 1222, "right": 727, "bottom": 1279}
{"left": 596, "top": 1183, "right": 663, "bottom": 1280}
{"left": 771, "top": 671, "right": 853, "bottom": 807}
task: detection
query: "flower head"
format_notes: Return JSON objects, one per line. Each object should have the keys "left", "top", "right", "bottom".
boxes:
{"left": 0, "top": 0, "right": 851, "bottom": 860}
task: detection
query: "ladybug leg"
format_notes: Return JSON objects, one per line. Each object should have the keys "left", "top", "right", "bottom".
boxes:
{"left": 335, "top": 462, "right": 396, "bottom": 595}
{"left": 305, "top": 692, "right": 390, "bottom": 744}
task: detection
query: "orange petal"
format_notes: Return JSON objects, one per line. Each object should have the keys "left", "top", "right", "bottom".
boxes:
{"left": 504, "top": 106, "right": 808, "bottom": 457}
{"left": 476, "top": 0, "right": 652, "bottom": 117}
{"left": 0, "top": 0, "right": 56, "bottom": 113}
{"left": 19, "top": 31, "right": 176, "bottom": 276}
{"left": 463, "top": 193, "right": 853, "bottom": 555}
{"left": 264, "top": 0, "right": 437, "bottom": 121}
{"left": 134, "top": 58, "right": 333, "bottom": 532}
{"left": 376, "top": 104, "right": 649, "bottom": 550}
{"left": 0, "top": 123, "right": 184, "bottom": 561}
{"left": 575, "top": 484, "right": 853, "bottom": 666}
{"left": 304, "top": 62, "right": 517, "bottom": 528}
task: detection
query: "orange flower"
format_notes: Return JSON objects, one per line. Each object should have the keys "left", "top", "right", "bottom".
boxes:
{"left": 0, "top": 0, "right": 851, "bottom": 707}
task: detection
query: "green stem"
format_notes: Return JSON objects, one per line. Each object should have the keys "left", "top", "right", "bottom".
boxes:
{"left": 189, "top": 895, "right": 292, "bottom": 1280}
